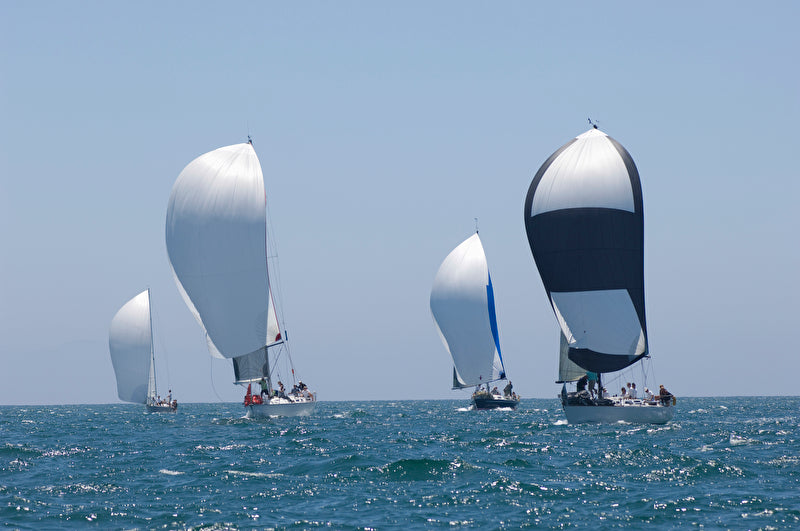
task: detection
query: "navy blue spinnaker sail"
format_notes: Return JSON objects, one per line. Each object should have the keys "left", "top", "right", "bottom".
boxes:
{"left": 524, "top": 128, "right": 648, "bottom": 374}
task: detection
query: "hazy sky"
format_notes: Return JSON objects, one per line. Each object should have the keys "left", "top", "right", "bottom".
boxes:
{"left": 2, "top": 2, "right": 798, "bottom": 405}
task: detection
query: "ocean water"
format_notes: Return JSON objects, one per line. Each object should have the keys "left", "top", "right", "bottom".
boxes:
{"left": 2, "top": 397, "right": 799, "bottom": 529}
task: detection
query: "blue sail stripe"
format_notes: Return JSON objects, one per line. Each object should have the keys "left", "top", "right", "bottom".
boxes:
{"left": 486, "top": 272, "right": 505, "bottom": 373}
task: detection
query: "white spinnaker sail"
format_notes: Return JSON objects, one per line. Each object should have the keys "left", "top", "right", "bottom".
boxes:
{"left": 109, "top": 290, "right": 152, "bottom": 404}
{"left": 430, "top": 234, "right": 503, "bottom": 387}
{"left": 165, "top": 143, "right": 273, "bottom": 359}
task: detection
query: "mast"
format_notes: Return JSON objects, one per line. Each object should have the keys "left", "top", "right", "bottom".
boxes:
{"left": 147, "top": 288, "right": 157, "bottom": 403}
{"left": 262, "top": 143, "right": 272, "bottom": 395}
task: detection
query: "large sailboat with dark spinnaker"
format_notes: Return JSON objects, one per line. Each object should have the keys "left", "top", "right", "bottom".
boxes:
{"left": 524, "top": 126, "right": 673, "bottom": 424}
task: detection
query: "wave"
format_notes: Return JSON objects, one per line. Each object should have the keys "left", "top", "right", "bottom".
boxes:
{"left": 379, "top": 458, "right": 465, "bottom": 481}
{"left": 729, "top": 433, "right": 758, "bottom": 446}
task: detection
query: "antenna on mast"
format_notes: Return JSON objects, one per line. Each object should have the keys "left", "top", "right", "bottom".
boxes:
{"left": 588, "top": 117, "right": 599, "bottom": 129}
{"left": 474, "top": 217, "right": 479, "bottom": 234}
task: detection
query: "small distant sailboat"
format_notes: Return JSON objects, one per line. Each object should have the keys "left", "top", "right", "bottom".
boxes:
{"left": 430, "top": 233, "right": 519, "bottom": 410}
{"left": 109, "top": 289, "right": 177, "bottom": 412}
{"left": 165, "top": 140, "right": 315, "bottom": 418}
{"left": 524, "top": 127, "right": 674, "bottom": 424}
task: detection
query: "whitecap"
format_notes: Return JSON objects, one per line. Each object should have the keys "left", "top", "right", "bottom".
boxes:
{"left": 729, "top": 434, "right": 756, "bottom": 446}
{"left": 159, "top": 469, "right": 184, "bottom": 476}
{"left": 225, "top": 470, "right": 282, "bottom": 479}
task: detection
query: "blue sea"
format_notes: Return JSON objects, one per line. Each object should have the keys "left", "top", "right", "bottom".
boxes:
{"left": 2, "top": 397, "right": 799, "bottom": 529}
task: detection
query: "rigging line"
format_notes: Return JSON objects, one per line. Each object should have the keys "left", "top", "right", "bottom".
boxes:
{"left": 263, "top": 176, "right": 292, "bottom": 358}
{"left": 208, "top": 356, "right": 225, "bottom": 403}
{"left": 150, "top": 291, "right": 173, "bottom": 392}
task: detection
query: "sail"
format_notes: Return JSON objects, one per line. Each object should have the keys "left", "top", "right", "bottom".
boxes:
{"left": 165, "top": 143, "right": 274, "bottom": 360}
{"left": 202, "top": 286, "right": 281, "bottom": 361}
{"left": 232, "top": 291, "right": 284, "bottom": 385}
{"left": 557, "top": 330, "right": 585, "bottom": 383}
{"left": 233, "top": 347, "right": 270, "bottom": 384}
{"left": 430, "top": 233, "right": 505, "bottom": 388}
{"left": 524, "top": 128, "right": 648, "bottom": 373}
{"left": 108, "top": 290, "right": 152, "bottom": 404}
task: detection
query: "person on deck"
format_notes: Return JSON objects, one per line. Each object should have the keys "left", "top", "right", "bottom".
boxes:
{"left": 630, "top": 383, "right": 638, "bottom": 400}
{"left": 503, "top": 381, "right": 513, "bottom": 397}
{"left": 586, "top": 372, "right": 598, "bottom": 397}
{"left": 576, "top": 375, "right": 588, "bottom": 393}
{"left": 259, "top": 378, "right": 269, "bottom": 399}
{"left": 277, "top": 381, "right": 288, "bottom": 400}
{"left": 658, "top": 385, "right": 674, "bottom": 405}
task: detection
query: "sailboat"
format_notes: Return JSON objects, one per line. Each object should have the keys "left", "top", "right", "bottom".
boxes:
{"left": 165, "top": 140, "right": 315, "bottom": 418}
{"left": 430, "top": 232, "right": 519, "bottom": 410}
{"left": 524, "top": 126, "right": 674, "bottom": 424}
{"left": 109, "top": 289, "right": 177, "bottom": 412}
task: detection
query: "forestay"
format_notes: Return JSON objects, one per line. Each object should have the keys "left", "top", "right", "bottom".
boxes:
{"left": 524, "top": 128, "right": 648, "bottom": 373}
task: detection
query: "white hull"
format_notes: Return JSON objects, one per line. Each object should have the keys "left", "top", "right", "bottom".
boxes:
{"left": 564, "top": 402, "right": 674, "bottom": 424}
{"left": 146, "top": 403, "right": 177, "bottom": 413}
{"left": 245, "top": 399, "right": 316, "bottom": 418}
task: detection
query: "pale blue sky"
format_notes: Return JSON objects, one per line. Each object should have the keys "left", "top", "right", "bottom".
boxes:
{"left": 2, "top": 2, "right": 798, "bottom": 404}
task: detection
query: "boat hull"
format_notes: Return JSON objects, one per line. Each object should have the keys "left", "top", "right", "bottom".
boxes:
{"left": 563, "top": 403, "right": 673, "bottom": 424}
{"left": 146, "top": 404, "right": 177, "bottom": 413}
{"left": 472, "top": 396, "right": 519, "bottom": 410}
{"left": 245, "top": 400, "right": 316, "bottom": 418}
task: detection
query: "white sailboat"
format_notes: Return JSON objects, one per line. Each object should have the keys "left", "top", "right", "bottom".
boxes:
{"left": 430, "top": 233, "right": 519, "bottom": 410}
{"left": 165, "top": 140, "right": 315, "bottom": 418}
{"left": 109, "top": 289, "right": 177, "bottom": 412}
{"left": 524, "top": 126, "right": 674, "bottom": 424}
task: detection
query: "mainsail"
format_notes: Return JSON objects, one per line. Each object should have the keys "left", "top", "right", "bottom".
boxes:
{"left": 165, "top": 142, "right": 286, "bottom": 386}
{"left": 430, "top": 233, "right": 506, "bottom": 388}
{"left": 557, "top": 331, "right": 586, "bottom": 383}
{"left": 109, "top": 290, "right": 153, "bottom": 404}
{"left": 524, "top": 128, "right": 648, "bottom": 374}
